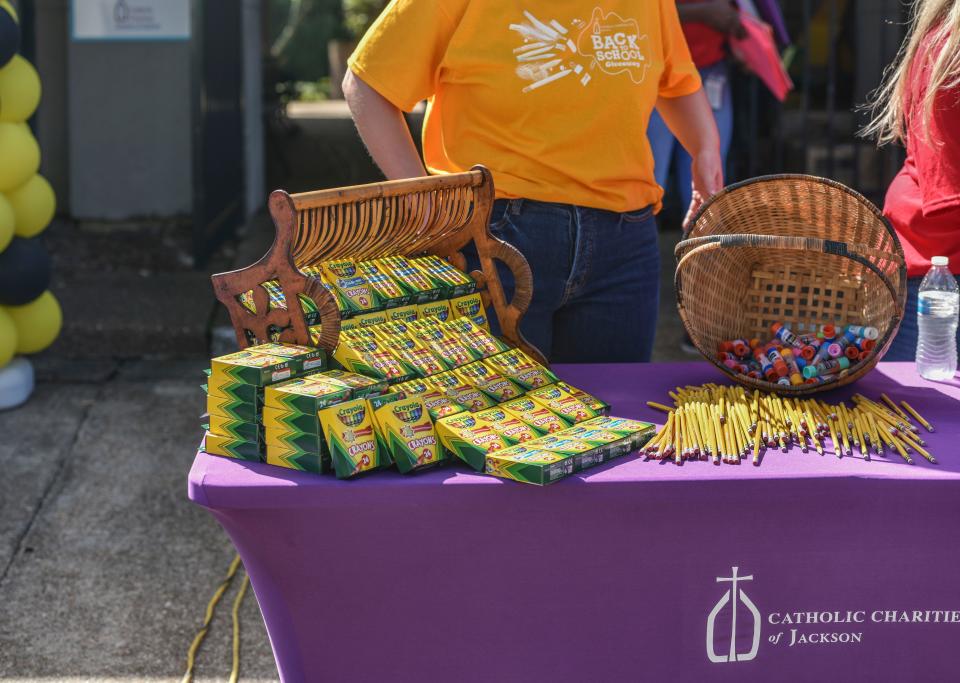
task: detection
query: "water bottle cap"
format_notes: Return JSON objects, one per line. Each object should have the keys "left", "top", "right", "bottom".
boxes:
{"left": 932, "top": 256, "right": 949, "bottom": 267}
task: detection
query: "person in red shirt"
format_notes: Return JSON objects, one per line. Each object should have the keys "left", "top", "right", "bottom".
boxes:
{"left": 864, "top": 0, "right": 960, "bottom": 360}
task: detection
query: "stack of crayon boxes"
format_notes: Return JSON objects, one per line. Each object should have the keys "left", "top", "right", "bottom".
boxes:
{"left": 233, "top": 253, "right": 486, "bottom": 345}
{"left": 203, "top": 343, "right": 326, "bottom": 461}
{"left": 717, "top": 322, "right": 880, "bottom": 387}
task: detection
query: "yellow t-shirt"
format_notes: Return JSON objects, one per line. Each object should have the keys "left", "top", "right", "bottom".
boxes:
{"left": 348, "top": 1, "right": 701, "bottom": 213}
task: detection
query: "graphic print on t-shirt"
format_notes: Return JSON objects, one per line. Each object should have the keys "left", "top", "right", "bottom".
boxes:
{"left": 510, "top": 7, "right": 651, "bottom": 93}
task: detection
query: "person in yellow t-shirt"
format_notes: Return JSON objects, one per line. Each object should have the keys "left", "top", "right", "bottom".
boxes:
{"left": 344, "top": 0, "right": 722, "bottom": 362}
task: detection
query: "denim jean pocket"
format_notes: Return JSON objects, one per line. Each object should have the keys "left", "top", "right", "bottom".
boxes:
{"left": 488, "top": 199, "right": 512, "bottom": 235}
{"left": 620, "top": 205, "right": 654, "bottom": 224}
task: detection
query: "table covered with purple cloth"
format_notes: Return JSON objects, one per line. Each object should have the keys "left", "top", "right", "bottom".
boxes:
{"left": 188, "top": 362, "right": 960, "bottom": 682}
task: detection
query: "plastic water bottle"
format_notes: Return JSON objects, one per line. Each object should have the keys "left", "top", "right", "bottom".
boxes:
{"left": 916, "top": 256, "right": 959, "bottom": 380}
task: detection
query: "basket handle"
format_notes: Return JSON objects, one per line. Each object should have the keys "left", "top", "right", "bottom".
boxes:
{"left": 674, "top": 234, "right": 904, "bottom": 310}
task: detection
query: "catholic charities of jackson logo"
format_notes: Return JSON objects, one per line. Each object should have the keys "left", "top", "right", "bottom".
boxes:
{"left": 705, "top": 566, "right": 960, "bottom": 662}
{"left": 706, "top": 566, "right": 762, "bottom": 663}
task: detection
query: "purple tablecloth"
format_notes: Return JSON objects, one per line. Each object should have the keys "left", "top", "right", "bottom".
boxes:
{"left": 188, "top": 362, "right": 960, "bottom": 682}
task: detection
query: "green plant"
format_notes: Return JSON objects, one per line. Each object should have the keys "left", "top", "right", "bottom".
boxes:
{"left": 342, "top": 0, "right": 388, "bottom": 39}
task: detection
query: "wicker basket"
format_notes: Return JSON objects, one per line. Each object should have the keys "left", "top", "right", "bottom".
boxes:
{"left": 675, "top": 174, "right": 907, "bottom": 395}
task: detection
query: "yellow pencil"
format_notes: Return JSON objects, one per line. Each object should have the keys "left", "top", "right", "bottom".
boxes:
{"left": 900, "top": 400, "right": 935, "bottom": 433}
{"left": 880, "top": 393, "right": 910, "bottom": 420}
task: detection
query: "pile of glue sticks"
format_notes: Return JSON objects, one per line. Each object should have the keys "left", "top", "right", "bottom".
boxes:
{"left": 718, "top": 323, "right": 879, "bottom": 386}
{"left": 645, "top": 385, "right": 936, "bottom": 466}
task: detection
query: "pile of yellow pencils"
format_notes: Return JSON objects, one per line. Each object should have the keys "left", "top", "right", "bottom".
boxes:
{"left": 644, "top": 384, "right": 935, "bottom": 466}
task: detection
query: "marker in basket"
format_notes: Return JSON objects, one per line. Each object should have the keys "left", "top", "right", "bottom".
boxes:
{"left": 780, "top": 348, "right": 804, "bottom": 385}
{"left": 771, "top": 323, "right": 804, "bottom": 349}
{"left": 846, "top": 325, "right": 879, "bottom": 340}
{"left": 764, "top": 345, "right": 789, "bottom": 377}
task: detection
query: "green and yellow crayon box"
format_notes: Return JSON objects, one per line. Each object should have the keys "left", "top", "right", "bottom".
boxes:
{"left": 579, "top": 416, "right": 656, "bottom": 452}
{"left": 332, "top": 338, "right": 417, "bottom": 384}
{"left": 320, "top": 369, "right": 389, "bottom": 397}
{"left": 484, "top": 446, "right": 575, "bottom": 485}
{"left": 500, "top": 396, "right": 570, "bottom": 434}
{"left": 427, "top": 372, "right": 497, "bottom": 412}
{"left": 373, "top": 397, "right": 445, "bottom": 473}
{"left": 454, "top": 361, "right": 524, "bottom": 403}
{"left": 206, "top": 390, "right": 262, "bottom": 423}
{"left": 318, "top": 398, "right": 386, "bottom": 479}
{"left": 384, "top": 304, "right": 419, "bottom": 324}
{"left": 449, "top": 293, "right": 490, "bottom": 331}
{"left": 436, "top": 412, "right": 511, "bottom": 471}
{"left": 555, "top": 381, "right": 610, "bottom": 416}
{"left": 357, "top": 260, "right": 413, "bottom": 308}
{"left": 418, "top": 299, "right": 453, "bottom": 322}
{"left": 484, "top": 349, "right": 557, "bottom": 390}
{"left": 265, "top": 441, "right": 330, "bottom": 474}
{"left": 321, "top": 259, "right": 378, "bottom": 314}
{"left": 413, "top": 254, "right": 476, "bottom": 298}
{"left": 527, "top": 384, "right": 597, "bottom": 424}
{"left": 473, "top": 406, "right": 539, "bottom": 444}
{"left": 442, "top": 317, "right": 510, "bottom": 358}
{"left": 205, "top": 372, "right": 261, "bottom": 404}
{"left": 203, "top": 431, "right": 263, "bottom": 462}
{"left": 210, "top": 350, "right": 296, "bottom": 387}
{"left": 207, "top": 413, "right": 262, "bottom": 443}
{"left": 528, "top": 434, "right": 603, "bottom": 471}
{"left": 247, "top": 342, "right": 327, "bottom": 373}
{"left": 264, "top": 376, "right": 352, "bottom": 415}
{"left": 376, "top": 256, "right": 443, "bottom": 303}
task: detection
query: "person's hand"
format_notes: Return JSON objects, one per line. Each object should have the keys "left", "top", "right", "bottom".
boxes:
{"left": 683, "top": 148, "right": 724, "bottom": 233}
{"left": 699, "top": 0, "right": 746, "bottom": 39}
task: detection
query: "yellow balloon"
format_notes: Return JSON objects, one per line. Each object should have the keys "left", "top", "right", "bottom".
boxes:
{"left": 7, "top": 175, "right": 54, "bottom": 237}
{"left": 6, "top": 290, "right": 61, "bottom": 354}
{"left": 0, "top": 191, "right": 12, "bottom": 251}
{"left": 0, "top": 1, "right": 17, "bottom": 23}
{"left": 0, "top": 305, "right": 14, "bottom": 366}
{"left": 0, "top": 55, "right": 40, "bottom": 122}
{"left": 0, "top": 122, "right": 39, "bottom": 191}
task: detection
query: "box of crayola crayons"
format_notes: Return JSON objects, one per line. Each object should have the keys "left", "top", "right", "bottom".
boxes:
{"left": 246, "top": 342, "right": 327, "bottom": 373}
{"left": 449, "top": 293, "right": 490, "bottom": 331}
{"left": 207, "top": 413, "right": 262, "bottom": 443}
{"left": 384, "top": 304, "right": 419, "bottom": 324}
{"left": 442, "top": 317, "right": 510, "bottom": 359}
{"left": 210, "top": 349, "right": 296, "bottom": 387}
{"left": 579, "top": 416, "right": 656, "bottom": 452}
{"left": 473, "top": 406, "right": 539, "bottom": 445}
{"left": 203, "top": 431, "right": 262, "bottom": 462}
{"left": 500, "top": 396, "right": 569, "bottom": 434}
{"left": 320, "top": 369, "right": 389, "bottom": 397}
{"left": 235, "top": 280, "right": 322, "bottom": 325}
{"left": 318, "top": 397, "right": 387, "bottom": 479}
{"left": 264, "top": 375, "right": 352, "bottom": 414}
{"left": 528, "top": 434, "right": 603, "bottom": 471}
{"left": 376, "top": 334, "right": 448, "bottom": 378}
{"left": 373, "top": 396, "right": 446, "bottom": 473}
{"left": 436, "top": 412, "right": 511, "bottom": 471}
{"left": 356, "top": 260, "right": 413, "bottom": 308}
{"left": 391, "top": 379, "right": 467, "bottom": 420}
{"left": 427, "top": 371, "right": 497, "bottom": 412}
{"left": 320, "top": 259, "right": 378, "bottom": 315}
{"left": 527, "top": 384, "right": 597, "bottom": 424}
{"left": 354, "top": 310, "right": 389, "bottom": 328}
{"left": 206, "top": 390, "right": 262, "bottom": 423}
{"left": 377, "top": 256, "right": 444, "bottom": 303}
{"left": 454, "top": 361, "right": 524, "bottom": 403}
{"left": 484, "top": 349, "right": 557, "bottom": 390}
{"left": 414, "top": 254, "right": 477, "bottom": 298}
{"left": 418, "top": 299, "right": 453, "bottom": 322}
{"left": 409, "top": 318, "right": 481, "bottom": 368}
{"left": 265, "top": 442, "right": 330, "bottom": 474}
{"left": 484, "top": 446, "right": 576, "bottom": 485}
{"left": 332, "top": 337, "right": 417, "bottom": 384}
{"left": 555, "top": 381, "right": 610, "bottom": 416}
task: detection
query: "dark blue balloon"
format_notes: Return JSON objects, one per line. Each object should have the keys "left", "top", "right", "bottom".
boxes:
{"left": 0, "top": 237, "right": 51, "bottom": 306}
{"left": 0, "top": 3, "right": 19, "bottom": 70}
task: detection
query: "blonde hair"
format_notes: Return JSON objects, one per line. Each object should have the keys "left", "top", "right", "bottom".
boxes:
{"left": 862, "top": 0, "right": 960, "bottom": 145}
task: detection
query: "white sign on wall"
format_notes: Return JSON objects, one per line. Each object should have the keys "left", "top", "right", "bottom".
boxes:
{"left": 71, "top": 0, "right": 191, "bottom": 41}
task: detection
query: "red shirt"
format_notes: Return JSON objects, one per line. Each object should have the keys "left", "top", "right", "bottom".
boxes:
{"left": 678, "top": 0, "right": 727, "bottom": 68}
{"left": 883, "top": 37, "right": 960, "bottom": 277}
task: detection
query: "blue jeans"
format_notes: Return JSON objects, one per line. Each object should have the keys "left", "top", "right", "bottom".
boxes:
{"left": 476, "top": 198, "right": 660, "bottom": 363}
{"left": 885, "top": 275, "right": 960, "bottom": 361}
{"left": 648, "top": 60, "right": 734, "bottom": 210}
